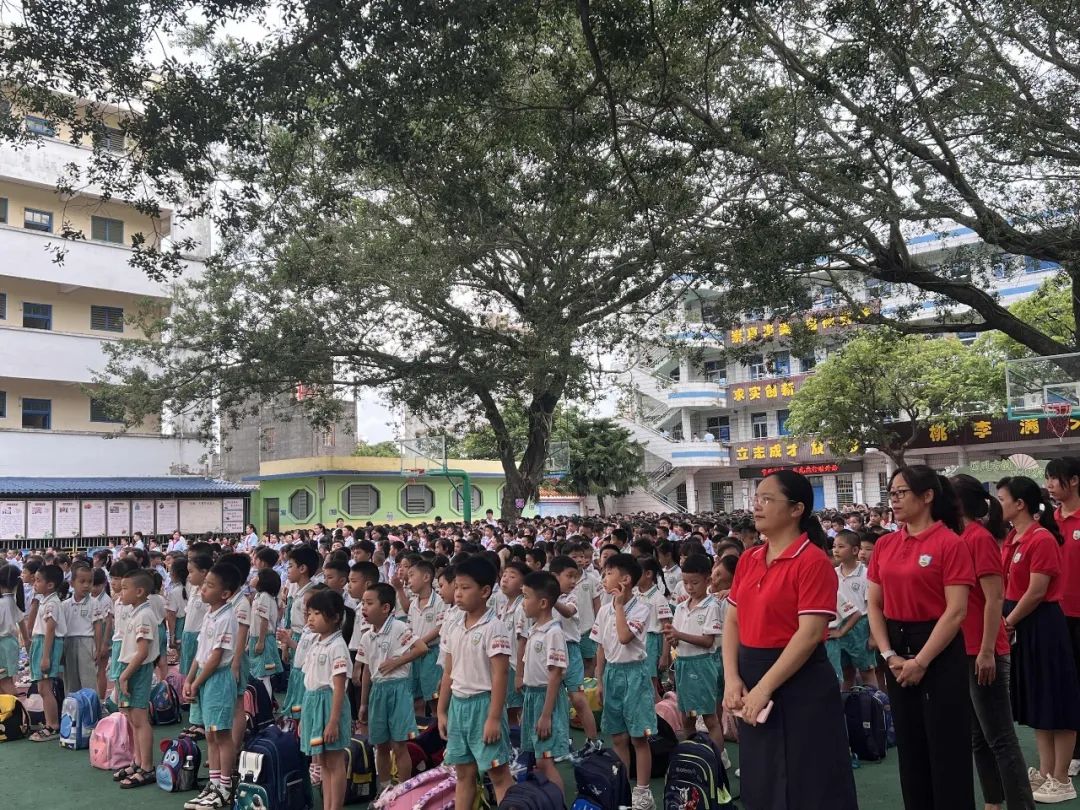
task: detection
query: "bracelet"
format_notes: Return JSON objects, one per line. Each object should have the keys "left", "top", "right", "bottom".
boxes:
{"left": 882, "top": 649, "right": 898, "bottom": 660}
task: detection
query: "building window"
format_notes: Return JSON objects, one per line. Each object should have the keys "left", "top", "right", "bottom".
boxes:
{"left": 706, "top": 415, "right": 730, "bottom": 442}
{"left": 836, "top": 474, "right": 855, "bottom": 506}
{"left": 90, "top": 305, "right": 124, "bottom": 332}
{"left": 777, "top": 409, "right": 791, "bottom": 437}
{"left": 89, "top": 398, "right": 123, "bottom": 423}
{"left": 0, "top": 292, "right": 6, "bottom": 320}
{"left": 260, "top": 427, "right": 276, "bottom": 452}
{"left": 751, "top": 412, "right": 768, "bottom": 439}
{"left": 772, "top": 351, "right": 791, "bottom": 376}
{"left": 24, "top": 115, "right": 56, "bottom": 136}
{"left": 675, "top": 483, "right": 688, "bottom": 511}
{"left": 343, "top": 484, "right": 379, "bottom": 516}
{"left": 288, "top": 488, "right": 313, "bottom": 520}
{"left": 0, "top": 391, "right": 6, "bottom": 418}
{"left": 400, "top": 484, "right": 434, "bottom": 515}
{"left": 452, "top": 485, "right": 483, "bottom": 513}
{"left": 97, "top": 126, "right": 125, "bottom": 153}
{"left": 878, "top": 472, "right": 889, "bottom": 507}
{"left": 23, "top": 208, "right": 53, "bottom": 233}
{"left": 0, "top": 197, "right": 7, "bottom": 223}
{"left": 799, "top": 354, "right": 817, "bottom": 372}
{"left": 90, "top": 216, "right": 124, "bottom": 245}
{"left": 23, "top": 302, "right": 52, "bottom": 330}
{"left": 22, "top": 398, "right": 51, "bottom": 429}
{"left": 747, "top": 354, "right": 767, "bottom": 380}
{"left": 668, "top": 367, "right": 680, "bottom": 381}
{"left": 710, "top": 481, "right": 735, "bottom": 512}
{"left": 703, "top": 360, "right": 726, "bottom": 385}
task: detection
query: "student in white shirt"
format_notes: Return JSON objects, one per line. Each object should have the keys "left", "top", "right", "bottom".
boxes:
{"left": 0, "top": 565, "right": 25, "bottom": 695}
{"left": 62, "top": 564, "right": 98, "bottom": 695}
{"left": 116, "top": 569, "right": 160, "bottom": 787}
{"left": 28, "top": 564, "right": 67, "bottom": 742}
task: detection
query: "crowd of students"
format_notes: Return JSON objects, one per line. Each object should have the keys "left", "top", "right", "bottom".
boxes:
{"left": 3, "top": 458, "right": 1080, "bottom": 809}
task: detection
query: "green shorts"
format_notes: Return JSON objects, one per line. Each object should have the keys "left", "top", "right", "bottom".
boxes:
{"left": 411, "top": 645, "right": 443, "bottom": 701}
{"left": 235, "top": 651, "right": 250, "bottom": 697}
{"left": 675, "top": 654, "right": 719, "bottom": 717}
{"left": 577, "top": 636, "right": 598, "bottom": 660}
{"left": 825, "top": 638, "right": 843, "bottom": 681}
{"left": 600, "top": 660, "right": 654, "bottom": 738}
{"left": 368, "top": 678, "right": 417, "bottom": 745}
{"left": 521, "top": 685, "right": 569, "bottom": 759}
{"left": 562, "top": 641, "right": 585, "bottom": 692}
{"left": 0, "top": 635, "right": 20, "bottom": 679}
{"left": 444, "top": 691, "right": 511, "bottom": 773}
{"left": 180, "top": 630, "right": 200, "bottom": 677}
{"left": 29, "top": 635, "right": 64, "bottom": 680}
{"left": 645, "top": 632, "right": 662, "bottom": 676}
{"left": 301, "top": 686, "right": 352, "bottom": 756}
{"left": 506, "top": 667, "right": 523, "bottom": 709}
{"left": 108, "top": 639, "right": 123, "bottom": 682}
{"left": 714, "top": 650, "right": 725, "bottom": 696}
{"left": 837, "top": 616, "right": 876, "bottom": 670}
{"left": 157, "top": 625, "right": 168, "bottom": 661}
{"left": 190, "top": 665, "right": 236, "bottom": 731}
{"left": 118, "top": 661, "right": 154, "bottom": 710}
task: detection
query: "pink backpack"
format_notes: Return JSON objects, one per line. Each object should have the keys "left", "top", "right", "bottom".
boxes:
{"left": 655, "top": 692, "right": 686, "bottom": 738}
{"left": 373, "top": 766, "right": 456, "bottom": 810}
{"left": 89, "top": 713, "right": 135, "bottom": 770}
{"left": 166, "top": 664, "right": 188, "bottom": 706}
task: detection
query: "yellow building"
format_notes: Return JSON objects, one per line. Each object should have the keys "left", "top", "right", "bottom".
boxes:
{"left": 0, "top": 100, "right": 211, "bottom": 476}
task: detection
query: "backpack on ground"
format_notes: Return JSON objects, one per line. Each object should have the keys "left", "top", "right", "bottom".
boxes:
{"left": 498, "top": 772, "right": 566, "bottom": 810}
{"left": 234, "top": 724, "right": 312, "bottom": 810}
{"left": 871, "top": 688, "right": 896, "bottom": 747}
{"left": 344, "top": 735, "right": 376, "bottom": 805}
{"left": 663, "top": 731, "right": 736, "bottom": 810}
{"left": 59, "top": 687, "right": 102, "bottom": 750}
{"left": 149, "top": 679, "right": 182, "bottom": 725}
{"left": 0, "top": 694, "right": 30, "bottom": 741}
{"left": 628, "top": 714, "right": 679, "bottom": 779}
{"left": 571, "top": 748, "right": 631, "bottom": 810}
{"left": 243, "top": 677, "right": 275, "bottom": 738}
{"left": 25, "top": 679, "right": 65, "bottom": 726}
{"left": 156, "top": 735, "right": 202, "bottom": 792}
{"left": 415, "top": 722, "right": 447, "bottom": 767}
{"left": 89, "top": 712, "right": 135, "bottom": 770}
{"left": 655, "top": 692, "right": 686, "bottom": 739}
{"left": 842, "top": 686, "right": 887, "bottom": 762}
{"left": 166, "top": 666, "right": 187, "bottom": 706}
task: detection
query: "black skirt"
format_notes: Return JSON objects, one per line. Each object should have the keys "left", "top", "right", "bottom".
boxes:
{"left": 737, "top": 644, "right": 859, "bottom": 810}
{"left": 1006, "top": 599, "right": 1080, "bottom": 731}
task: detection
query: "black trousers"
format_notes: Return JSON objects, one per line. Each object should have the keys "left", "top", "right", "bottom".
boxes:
{"left": 1068, "top": 617, "right": 1080, "bottom": 757}
{"left": 969, "top": 655, "right": 1035, "bottom": 809}
{"left": 885, "top": 620, "right": 976, "bottom": 810}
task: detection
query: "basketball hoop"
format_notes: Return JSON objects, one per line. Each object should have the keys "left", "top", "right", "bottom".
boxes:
{"left": 405, "top": 468, "right": 425, "bottom": 484}
{"left": 1042, "top": 402, "right": 1073, "bottom": 440}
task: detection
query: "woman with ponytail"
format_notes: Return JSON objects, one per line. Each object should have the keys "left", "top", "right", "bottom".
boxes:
{"left": 722, "top": 470, "right": 857, "bottom": 809}
{"left": 867, "top": 465, "right": 975, "bottom": 810}
{"left": 998, "top": 475, "right": 1080, "bottom": 802}
{"left": 1044, "top": 456, "right": 1080, "bottom": 778}
{"left": 951, "top": 474, "right": 1034, "bottom": 810}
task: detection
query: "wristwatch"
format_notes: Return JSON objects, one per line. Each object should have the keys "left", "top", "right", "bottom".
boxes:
{"left": 882, "top": 649, "right": 898, "bottom": 661}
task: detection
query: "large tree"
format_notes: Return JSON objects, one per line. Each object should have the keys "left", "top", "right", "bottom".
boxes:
{"left": 785, "top": 330, "right": 1004, "bottom": 466}
{"left": 560, "top": 418, "right": 645, "bottom": 517}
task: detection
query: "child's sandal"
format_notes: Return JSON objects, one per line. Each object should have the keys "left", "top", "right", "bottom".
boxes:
{"left": 119, "top": 768, "right": 156, "bottom": 789}
{"left": 112, "top": 764, "right": 137, "bottom": 781}
{"left": 29, "top": 726, "right": 58, "bottom": 742}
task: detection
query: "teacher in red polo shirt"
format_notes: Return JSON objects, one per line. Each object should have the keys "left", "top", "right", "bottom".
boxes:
{"left": 723, "top": 470, "right": 858, "bottom": 810}
{"left": 867, "top": 465, "right": 975, "bottom": 810}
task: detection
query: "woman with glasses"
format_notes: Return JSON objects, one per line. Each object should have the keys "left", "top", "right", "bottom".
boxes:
{"left": 998, "top": 475, "right": 1080, "bottom": 803}
{"left": 951, "top": 474, "right": 1034, "bottom": 810}
{"left": 867, "top": 466, "right": 975, "bottom": 810}
{"left": 722, "top": 470, "right": 857, "bottom": 810}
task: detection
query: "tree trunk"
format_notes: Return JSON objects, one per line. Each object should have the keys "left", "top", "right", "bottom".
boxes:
{"left": 595, "top": 493, "right": 607, "bottom": 517}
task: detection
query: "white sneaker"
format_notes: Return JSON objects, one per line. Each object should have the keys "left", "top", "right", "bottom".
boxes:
{"left": 1034, "top": 776, "right": 1077, "bottom": 804}
{"left": 1070, "top": 759, "right": 1080, "bottom": 777}
{"left": 720, "top": 747, "right": 731, "bottom": 770}
{"left": 1030, "top": 767, "right": 1048, "bottom": 791}
{"left": 631, "top": 785, "right": 656, "bottom": 810}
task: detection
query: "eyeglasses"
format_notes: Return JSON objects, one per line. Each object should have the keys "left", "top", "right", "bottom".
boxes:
{"left": 753, "top": 494, "right": 794, "bottom": 507}
{"left": 887, "top": 488, "right": 912, "bottom": 501}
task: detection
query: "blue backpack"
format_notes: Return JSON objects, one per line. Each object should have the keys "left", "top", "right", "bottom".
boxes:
{"left": 149, "top": 680, "right": 182, "bottom": 726}
{"left": 843, "top": 686, "right": 888, "bottom": 762}
{"left": 234, "top": 724, "right": 312, "bottom": 810}
{"left": 498, "top": 772, "right": 566, "bottom": 810}
{"left": 59, "top": 688, "right": 102, "bottom": 750}
{"left": 157, "top": 735, "right": 202, "bottom": 792}
{"left": 872, "top": 688, "right": 896, "bottom": 747}
{"left": 571, "top": 748, "right": 631, "bottom": 810}
{"left": 663, "top": 732, "right": 736, "bottom": 810}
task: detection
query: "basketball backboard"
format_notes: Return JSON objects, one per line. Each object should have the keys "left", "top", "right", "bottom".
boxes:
{"left": 1005, "top": 352, "right": 1080, "bottom": 420}
{"left": 399, "top": 435, "right": 448, "bottom": 473}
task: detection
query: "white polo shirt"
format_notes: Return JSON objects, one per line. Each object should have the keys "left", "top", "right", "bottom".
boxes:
{"left": 589, "top": 597, "right": 649, "bottom": 663}
{"left": 836, "top": 562, "right": 869, "bottom": 615}
{"left": 555, "top": 593, "right": 581, "bottom": 643}
{"left": 251, "top": 592, "right": 279, "bottom": 640}
{"left": 0, "top": 593, "right": 23, "bottom": 639}
{"left": 111, "top": 600, "right": 132, "bottom": 642}
{"left": 302, "top": 630, "right": 351, "bottom": 691}
{"left": 231, "top": 590, "right": 252, "bottom": 630}
{"left": 289, "top": 582, "right": 313, "bottom": 629}
{"left": 496, "top": 594, "right": 524, "bottom": 660}
{"left": 196, "top": 602, "right": 237, "bottom": 668}
{"left": 522, "top": 617, "right": 568, "bottom": 688}
{"left": 355, "top": 618, "right": 415, "bottom": 682}
{"left": 348, "top": 615, "right": 372, "bottom": 653}
{"left": 672, "top": 595, "right": 723, "bottom": 657}
{"left": 294, "top": 628, "right": 316, "bottom": 671}
{"left": 64, "top": 594, "right": 96, "bottom": 638}
{"left": 33, "top": 593, "right": 67, "bottom": 638}
{"left": 408, "top": 591, "right": 445, "bottom": 642}
{"left": 92, "top": 591, "right": 112, "bottom": 624}
{"left": 638, "top": 585, "right": 674, "bottom": 633}
{"left": 573, "top": 572, "right": 601, "bottom": 636}
{"left": 663, "top": 564, "right": 683, "bottom": 593}
{"left": 119, "top": 601, "right": 159, "bottom": 664}
{"left": 185, "top": 588, "right": 209, "bottom": 635}
{"left": 148, "top": 593, "right": 167, "bottom": 626}
{"left": 444, "top": 609, "right": 513, "bottom": 698}
{"left": 830, "top": 580, "right": 860, "bottom": 631}
{"left": 166, "top": 585, "right": 188, "bottom": 619}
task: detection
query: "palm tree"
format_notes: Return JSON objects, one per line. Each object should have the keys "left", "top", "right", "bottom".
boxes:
{"left": 562, "top": 418, "right": 646, "bottom": 516}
